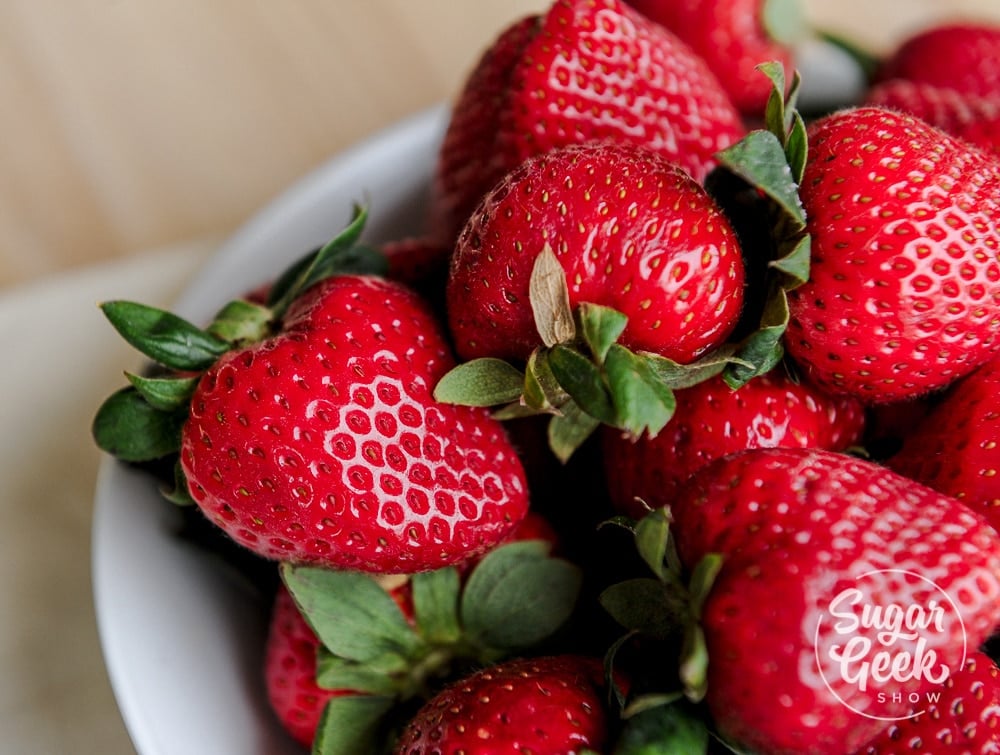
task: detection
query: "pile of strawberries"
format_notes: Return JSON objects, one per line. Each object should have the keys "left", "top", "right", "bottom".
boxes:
{"left": 93, "top": 1, "right": 1000, "bottom": 753}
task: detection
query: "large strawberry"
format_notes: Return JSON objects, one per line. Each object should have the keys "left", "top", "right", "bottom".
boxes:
{"left": 876, "top": 23, "right": 1000, "bottom": 99}
{"left": 602, "top": 369, "right": 866, "bottom": 518}
{"left": 93, "top": 214, "right": 529, "bottom": 574}
{"left": 393, "top": 655, "right": 612, "bottom": 754}
{"left": 854, "top": 651, "right": 1000, "bottom": 754}
{"left": 430, "top": 0, "right": 746, "bottom": 243}
{"left": 887, "top": 354, "right": 1000, "bottom": 532}
{"left": 626, "top": 0, "right": 801, "bottom": 116}
{"left": 784, "top": 106, "right": 1000, "bottom": 403}
{"left": 602, "top": 448, "right": 1000, "bottom": 754}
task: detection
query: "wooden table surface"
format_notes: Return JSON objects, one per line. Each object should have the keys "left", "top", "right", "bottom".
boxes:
{"left": 3, "top": 0, "right": 1000, "bottom": 290}
{"left": 3, "top": 2, "right": 1000, "bottom": 754}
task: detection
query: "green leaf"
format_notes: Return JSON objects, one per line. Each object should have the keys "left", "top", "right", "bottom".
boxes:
{"left": 604, "top": 345, "right": 676, "bottom": 437}
{"left": 433, "top": 359, "right": 526, "bottom": 407}
{"left": 724, "top": 288, "right": 791, "bottom": 388}
{"left": 410, "top": 567, "right": 462, "bottom": 645}
{"left": 771, "top": 233, "right": 811, "bottom": 288}
{"left": 759, "top": 61, "right": 788, "bottom": 140}
{"left": 578, "top": 302, "right": 628, "bottom": 364}
{"left": 639, "top": 347, "right": 749, "bottom": 390}
{"left": 688, "top": 553, "right": 724, "bottom": 620}
{"left": 100, "top": 300, "right": 231, "bottom": 371}
{"left": 547, "top": 400, "right": 601, "bottom": 463}
{"left": 315, "top": 649, "right": 399, "bottom": 696}
{"left": 523, "top": 349, "right": 568, "bottom": 412}
{"left": 161, "top": 459, "right": 195, "bottom": 506}
{"left": 714, "top": 130, "right": 806, "bottom": 229}
{"left": 786, "top": 109, "right": 808, "bottom": 185}
{"left": 614, "top": 702, "right": 710, "bottom": 754}
{"left": 634, "top": 509, "right": 671, "bottom": 582}
{"left": 312, "top": 694, "right": 395, "bottom": 755}
{"left": 680, "top": 622, "right": 709, "bottom": 702}
{"left": 124, "top": 372, "right": 199, "bottom": 411}
{"left": 92, "top": 387, "right": 186, "bottom": 462}
{"left": 529, "top": 244, "right": 576, "bottom": 347}
{"left": 461, "top": 541, "right": 581, "bottom": 650}
{"left": 206, "top": 299, "right": 274, "bottom": 345}
{"left": 599, "top": 579, "right": 687, "bottom": 638}
{"left": 281, "top": 565, "right": 422, "bottom": 666}
{"left": 548, "top": 344, "right": 616, "bottom": 425}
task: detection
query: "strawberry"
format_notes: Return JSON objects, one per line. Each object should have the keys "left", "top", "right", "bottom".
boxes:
{"left": 447, "top": 142, "right": 745, "bottom": 365}
{"left": 854, "top": 651, "right": 1000, "bottom": 754}
{"left": 601, "top": 448, "right": 1000, "bottom": 754}
{"left": 430, "top": 0, "right": 746, "bottom": 243}
{"left": 93, "top": 214, "right": 529, "bottom": 574}
{"left": 671, "top": 448, "right": 1000, "bottom": 753}
{"left": 393, "top": 655, "right": 611, "bottom": 754}
{"left": 602, "top": 370, "right": 866, "bottom": 518}
{"left": 876, "top": 24, "right": 1000, "bottom": 100}
{"left": 264, "top": 583, "right": 353, "bottom": 748}
{"left": 784, "top": 106, "right": 1000, "bottom": 403}
{"left": 380, "top": 237, "right": 450, "bottom": 291}
{"left": 626, "top": 0, "right": 801, "bottom": 116}
{"left": 865, "top": 79, "right": 1000, "bottom": 154}
{"left": 887, "top": 355, "right": 1000, "bottom": 532}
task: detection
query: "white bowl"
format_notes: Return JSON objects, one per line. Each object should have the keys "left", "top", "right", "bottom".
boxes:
{"left": 92, "top": 104, "right": 448, "bottom": 755}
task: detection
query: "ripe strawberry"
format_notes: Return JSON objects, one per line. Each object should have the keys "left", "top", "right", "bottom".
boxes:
{"left": 447, "top": 142, "right": 745, "bottom": 365}
{"left": 602, "top": 370, "right": 866, "bottom": 518}
{"left": 865, "top": 79, "right": 1000, "bottom": 154}
{"left": 264, "top": 583, "right": 353, "bottom": 747}
{"left": 887, "top": 355, "right": 1000, "bottom": 532}
{"left": 784, "top": 106, "right": 1000, "bottom": 403}
{"left": 667, "top": 447, "right": 1000, "bottom": 753}
{"left": 854, "top": 651, "right": 1000, "bottom": 754}
{"left": 180, "top": 274, "right": 528, "bottom": 573}
{"left": 876, "top": 24, "right": 1000, "bottom": 100}
{"left": 430, "top": 0, "right": 746, "bottom": 243}
{"left": 626, "top": 0, "right": 799, "bottom": 116}
{"left": 393, "top": 655, "right": 611, "bottom": 754}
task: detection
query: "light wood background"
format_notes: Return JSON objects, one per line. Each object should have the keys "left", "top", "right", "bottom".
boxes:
{"left": 3, "top": 0, "right": 1000, "bottom": 290}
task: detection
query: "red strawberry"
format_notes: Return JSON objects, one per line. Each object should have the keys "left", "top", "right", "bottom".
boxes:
{"left": 180, "top": 274, "right": 528, "bottom": 573}
{"left": 626, "top": 0, "right": 799, "bottom": 116}
{"left": 668, "top": 447, "right": 1000, "bottom": 754}
{"left": 784, "top": 106, "right": 1000, "bottom": 403}
{"left": 854, "top": 651, "right": 1000, "bottom": 754}
{"left": 264, "top": 583, "right": 354, "bottom": 747}
{"left": 431, "top": 0, "right": 746, "bottom": 243}
{"left": 865, "top": 79, "right": 1000, "bottom": 154}
{"left": 602, "top": 370, "right": 865, "bottom": 518}
{"left": 447, "top": 142, "right": 745, "bottom": 365}
{"left": 887, "top": 355, "right": 1000, "bottom": 532}
{"left": 877, "top": 24, "right": 1000, "bottom": 100}
{"left": 393, "top": 655, "right": 611, "bottom": 754}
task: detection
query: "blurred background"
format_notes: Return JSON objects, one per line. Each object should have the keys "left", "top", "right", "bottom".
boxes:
{"left": 4, "top": 0, "right": 1000, "bottom": 290}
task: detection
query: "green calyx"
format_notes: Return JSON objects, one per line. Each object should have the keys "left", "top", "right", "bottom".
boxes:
{"left": 91, "top": 206, "right": 388, "bottom": 499}
{"left": 281, "top": 539, "right": 583, "bottom": 755}
{"left": 599, "top": 508, "right": 723, "bottom": 711}
{"left": 434, "top": 246, "right": 755, "bottom": 462}
{"left": 709, "top": 61, "right": 812, "bottom": 390}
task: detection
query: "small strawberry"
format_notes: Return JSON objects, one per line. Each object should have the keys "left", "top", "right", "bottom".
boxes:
{"left": 887, "top": 355, "right": 1000, "bottom": 532}
{"left": 93, "top": 213, "right": 529, "bottom": 574}
{"left": 393, "top": 655, "right": 612, "bottom": 754}
{"left": 430, "top": 0, "right": 746, "bottom": 243}
{"left": 602, "top": 448, "right": 1000, "bottom": 754}
{"left": 626, "top": 0, "right": 802, "bottom": 116}
{"left": 865, "top": 79, "right": 1000, "bottom": 154}
{"left": 854, "top": 651, "right": 1000, "bottom": 754}
{"left": 447, "top": 142, "right": 745, "bottom": 366}
{"left": 784, "top": 106, "right": 1000, "bottom": 403}
{"left": 602, "top": 370, "right": 866, "bottom": 518}
{"left": 876, "top": 23, "right": 1000, "bottom": 100}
